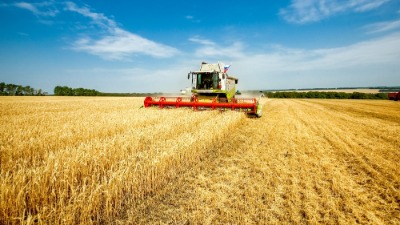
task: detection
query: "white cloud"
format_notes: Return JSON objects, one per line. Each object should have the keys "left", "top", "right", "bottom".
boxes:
{"left": 354, "top": 0, "right": 390, "bottom": 12}
{"left": 64, "top": 1, "right": 116, "bottom": 31}
{"left": 364, "top": 19, "right": 400, "bottom": 33}
{"left": 15, "top": 2, "right": 38, "bottom": 13}
{"left": 305, "top": 32, "right": 400, "bottom": 68}
{"left": 269, "top": 32, "right": 398, "bottom": 70}
{"left": 189, "top": 37, "right": 215, "bottom": 46}
{"left": 6, "top": 1, "right": 179, "bottom": 61}
{"left": 189, "top": 37, "right": 245, "bottom": 58}
{"left": 14, "top": 1, "right": 59, "bottom": 17}
{"left": 65, "top": 62, "right": 197, "bottom": 93}
{"left": 184, "top": 32, "right": 400, "bottom": 90}
{"left": 280, "top": 0, "right": 391, "bottom": 24}
{"left": 61, "top": 32, "right": 400, "bottom": 92}
{"left": 64, "top": 2, "right": 179, "bottom": 60}
{"left": 276, "top": 32, "right": 396, "bottom": 69}
{"left": 185, "top": 15, "right": 200, "bottom": 23}
{"left": 72, "top": 28, "right": 179, "bottom": 60}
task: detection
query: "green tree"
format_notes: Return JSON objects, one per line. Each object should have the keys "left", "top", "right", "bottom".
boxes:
{"left": 54, "top": 85, "right": 100, "bottom": 96}
{"left": 0, "top": 82, "right": 5, "bottom": 95}
{"left": 54, "top": 86, "right": 73, "bottom": 96}
{"left": 6, "top": 84, "right": 17, "bottom": 95}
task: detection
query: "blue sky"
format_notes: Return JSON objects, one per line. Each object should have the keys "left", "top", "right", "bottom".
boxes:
{"left": 1, "top": 0, "right": 399, "bottom": 93}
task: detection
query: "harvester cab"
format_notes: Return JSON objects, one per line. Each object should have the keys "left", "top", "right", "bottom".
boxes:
{"left": 144, "top": 62, "right": 262, "bottom": 117}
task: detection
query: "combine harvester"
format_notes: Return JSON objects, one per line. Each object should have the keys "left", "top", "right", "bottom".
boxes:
{"left": 144, "top": 62, "right": 262, "bottom": 117}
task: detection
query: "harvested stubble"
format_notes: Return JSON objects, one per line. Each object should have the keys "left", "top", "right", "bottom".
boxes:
{"left": 129, "top": 99, "right": 400, "bottom": 224}
{"left": 0, "top": 96, "right": 245, "bottom": 224}
{"left": 1, "top": 97, "right": 400, "bottom": 224}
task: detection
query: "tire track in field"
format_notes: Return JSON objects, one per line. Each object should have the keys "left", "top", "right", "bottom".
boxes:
{"left": 295, "top": 99, "right": 400, "bottom": 173}
{"left": 298, "top": 99, "right": 400, "bottom": 188}
{"left": 128, "top": 99, "right": 282, "bottom": 224}
{"left": 278, "top": 100, "right": 370, "bottom": 224}
{"left": 125, "top": 99, "right": 399, "bottom": 224}
{"left": 124, "top": 100, "right": 400, "bottom": 224}
{"left": 307, "top": 99, "right": 400, "bottom": 124}
{"left": 291, "top": 99, "right": 400, "bottom": 224}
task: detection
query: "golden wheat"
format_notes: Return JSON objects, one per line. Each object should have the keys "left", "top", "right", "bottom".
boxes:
{"left": 1, "top": 97, "right": 399, "bottom": 224}
{"left": 0, "top": 96, "right": 245, "bottom": 224}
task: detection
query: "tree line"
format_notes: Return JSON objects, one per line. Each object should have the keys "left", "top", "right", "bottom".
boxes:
{"left": 0, "top": 82, "right": 46, "bottom": 96}
{"left": 1, "top": 82, "right": 392, "bottom": 99}
{"left": 264, "top": 91, "right": 388, "bottom": 99}
{"left": 53, "top": 86, "right": 101, "bottom": 96}
{"left": 54, "top": 86, "right": 155, "bottom": 96}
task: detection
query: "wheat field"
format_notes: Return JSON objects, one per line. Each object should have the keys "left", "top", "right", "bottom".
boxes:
{"left": 1, "top": 97, "right": 399, "bottom": 224}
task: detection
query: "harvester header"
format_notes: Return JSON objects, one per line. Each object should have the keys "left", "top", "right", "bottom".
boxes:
{"left": 144, "top": 62, "right": 262, "bottom": 117}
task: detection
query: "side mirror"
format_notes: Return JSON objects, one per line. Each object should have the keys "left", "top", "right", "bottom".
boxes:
{"left": 187, "top": 72, "right": 191, "bottom": 79}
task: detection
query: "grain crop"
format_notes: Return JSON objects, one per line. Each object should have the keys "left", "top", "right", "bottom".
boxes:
{"left": 0, "top": 96, "right": 245, "bottom": 224}
{"left": 1, "top": 97, "right": 399, "bottom": 224}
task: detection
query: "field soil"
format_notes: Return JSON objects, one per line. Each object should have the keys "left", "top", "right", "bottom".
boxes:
{"left": 1, "top": 97, "right": 399, "bottom": 224}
